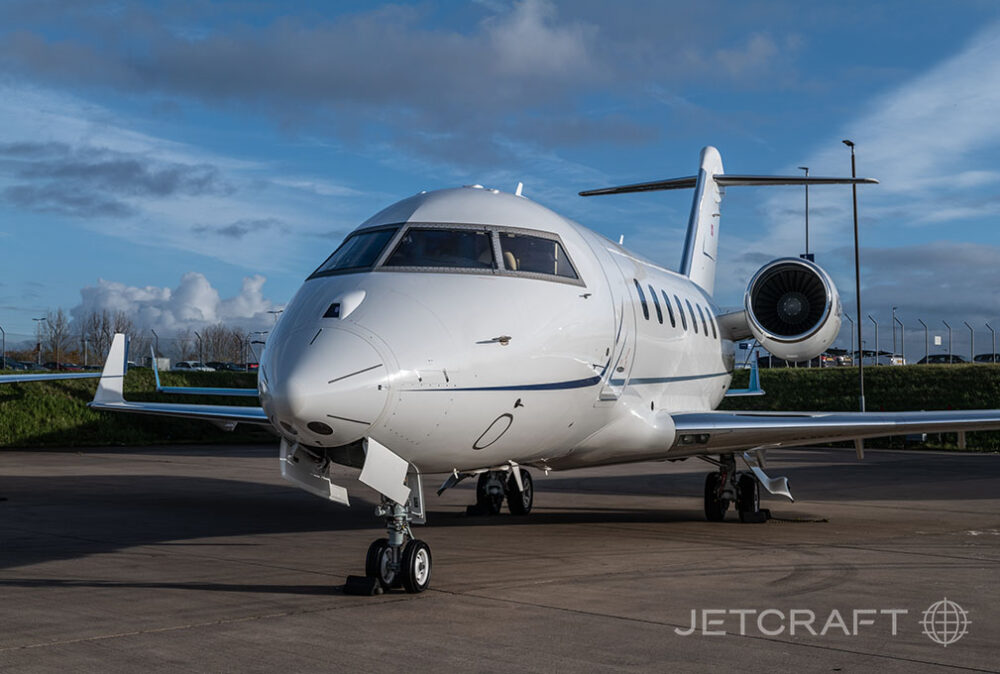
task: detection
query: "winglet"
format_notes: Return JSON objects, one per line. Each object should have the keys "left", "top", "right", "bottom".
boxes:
{"left": 725, "top": 361, "right": 765, "bottom": 397}
{"left": 151, "top": 344, "right": 162, "bottom": 391}
{"left": 93, "top": 333, "right": 128, "bottom": 404}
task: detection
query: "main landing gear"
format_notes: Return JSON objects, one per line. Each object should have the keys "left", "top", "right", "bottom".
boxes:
{"left": 703, "top": 455, "right": 766, "bottom": 523}
{"left": 468, "top": 468, "right": 533, "bottom": 516}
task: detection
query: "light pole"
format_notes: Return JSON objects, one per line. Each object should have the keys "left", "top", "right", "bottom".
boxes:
{"left": 964, "top": 321, "right": 974, "bottom": 362}
{"left": 798, "top": 166, "right": 811, "bottom": 260}
{"left": 943, "top": 320, "right": 952, "bottom": 363}
{"left": 268, "top": 309, "right": 283, "bottom": 325}
{"left": 892, "top": 309, "right": 904, "bottom": 364}
{"left": 868, "top": 314, "right": 879, "bottom": 366}
{"left": 844, "top": 140, "right": 865, "bottom": 410}
{"left": 32, "top": 317, "right": 46, "bottom": 366}
{"left": 988, "top": 323, "right": 996, "bottom": 363}
{"left": 0, "top": 323, "right": 5, "bottom": 369}
{"left": 194, "top": 331, "right": 203, "bottom": 364}
{"left": 918, "top": 319, "right": 929, "bottom": 364}
{"left": 845, "top": 314, "right": 855, "bottom": 364}
{"left": 151, "top": 329, "right": 160, "bottom": 357}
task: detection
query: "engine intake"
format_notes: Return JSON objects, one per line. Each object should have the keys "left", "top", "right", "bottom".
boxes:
{"left": 744, "top": 258, "right": 841, "bottom": 362}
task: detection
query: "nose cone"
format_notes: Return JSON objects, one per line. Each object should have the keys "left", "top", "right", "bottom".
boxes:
{"left": 260, "top": 327, "right": 389, "bottom": 446}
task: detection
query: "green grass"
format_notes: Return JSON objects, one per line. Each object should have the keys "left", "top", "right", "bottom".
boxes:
{"left": 721, "top": 364, "right": 1000, "bottom": 450}
{"left": 4, "top": 365, "right": 1000, "bottom": 450}
{"left": 0, "top": 369, "right": 271, "bottom": 448}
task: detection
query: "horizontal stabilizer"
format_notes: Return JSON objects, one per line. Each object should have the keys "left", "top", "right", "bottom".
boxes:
{"left": 151, "top": 346, "right": 258, "bottom": 398}
{"left": 581, "top": 174, "right": 876, "bottom": 196}
{"left": 0, "top": 372, "right": 100, "bottom": 384}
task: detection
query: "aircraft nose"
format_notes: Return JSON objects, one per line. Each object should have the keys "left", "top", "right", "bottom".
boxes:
{"left": 260, "top": 327, "right": 389, "bottom": 446}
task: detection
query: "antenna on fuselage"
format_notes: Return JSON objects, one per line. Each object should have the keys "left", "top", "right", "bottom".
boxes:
{"left": 515, "top": 182, "right": 524, "bottom": 197}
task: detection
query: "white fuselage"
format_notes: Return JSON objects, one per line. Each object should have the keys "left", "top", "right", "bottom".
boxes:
{"left": 259, "top": 187, "right": 733, "bottom": 474}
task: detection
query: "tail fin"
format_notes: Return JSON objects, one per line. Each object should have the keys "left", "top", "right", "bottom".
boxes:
{"left": 578, "top": 146, "right": 877, "bottom": 297}
{"left": 93, "top": 333, "right": 128, "bottom": 404}
{"left": 680, "top": 146, "right": 724, "bottom": 295}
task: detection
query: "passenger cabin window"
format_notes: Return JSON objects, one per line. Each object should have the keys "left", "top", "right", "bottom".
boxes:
{"left": 312, "top": 227, "right": 398, "bottom": 276}
{"left": 685, "top": 299, "right": 698, "bottom": 334}
{"left": 632, "top": 280, "right": 649, "bottom": 320}
{"left": 708, "top": 309, "right": 718, "bottom": 339}
{"left": 696, "top": 304, "right": 709, "bottom": 337}
{"left": 648, "top": 284, "right": 662, "bottom": 324}
{"left": 384, "top": 228, "right": 494, "bottom": 269}
{"left": 500, "top": 233, "right": 578, "bottom": 279}
{"left": 674, "top": 294, "right": 687, "bottom": 330}
{"left": 661, "top": 291, "right": 676, "bottom": 328}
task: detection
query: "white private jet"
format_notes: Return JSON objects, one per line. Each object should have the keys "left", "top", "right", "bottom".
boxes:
{"left": 89, "top": 146, "right": 1000, "bottom": 594}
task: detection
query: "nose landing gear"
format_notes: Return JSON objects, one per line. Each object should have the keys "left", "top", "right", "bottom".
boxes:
{"left": 350, "top": 495, "right": 432, "bottom": 594}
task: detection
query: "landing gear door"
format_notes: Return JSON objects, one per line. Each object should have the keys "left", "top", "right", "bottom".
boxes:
{"left": 598, "top": 253, "right": 638, "bottom": 402}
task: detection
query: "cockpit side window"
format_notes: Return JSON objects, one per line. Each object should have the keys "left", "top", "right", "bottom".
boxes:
{"left": 310, "top": 227, "right": 399, "bottom": 277}
{"left": 383, "top": 228, "right": 495, "bottom": 269}
{"left": 498, "top": 232, "right": 578, "bottom": 280}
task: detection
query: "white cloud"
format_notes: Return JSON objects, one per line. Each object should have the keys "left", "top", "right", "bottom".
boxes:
{"left": 70, "top": 272, "right": 281, "bottom": 336}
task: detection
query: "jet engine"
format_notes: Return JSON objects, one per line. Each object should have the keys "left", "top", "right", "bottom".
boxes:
{"left": 744, "top": 257, "right": 841, "bottom": 362}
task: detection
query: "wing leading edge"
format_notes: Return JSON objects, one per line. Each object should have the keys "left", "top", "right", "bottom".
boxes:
{"left": 671, "top": 409, "right": 1000, "bottom": 455}
{"left": 88, "top": 334, "right": 269, "bottom": 427}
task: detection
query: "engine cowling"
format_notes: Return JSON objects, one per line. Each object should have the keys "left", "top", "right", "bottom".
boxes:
{"left": 744, "top": 257, "right": 841, "bottom": 362}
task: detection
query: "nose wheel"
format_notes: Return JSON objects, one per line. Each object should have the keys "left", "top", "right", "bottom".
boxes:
{"left": 351, "top": 497, "right": 432, "bottom": 594}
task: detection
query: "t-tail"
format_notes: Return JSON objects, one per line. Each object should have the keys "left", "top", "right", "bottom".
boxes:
{"left": 579, "top": 146, "right": 878, "bottom": 296}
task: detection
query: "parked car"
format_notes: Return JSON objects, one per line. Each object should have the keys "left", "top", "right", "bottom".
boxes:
{"left": 206, "top": 361, "right": 244, "bottom": 371}
{"left": 973, "top": 353, "right": 1000, "bottom": 363}
{"left": 44, "top": 362, "right": 84, "bottom": 372}
{"left": 172, "top": 361, "right": 215, "bottom": 372}
{"left": 916, "top": 354, "right": 968, "bottom": 364}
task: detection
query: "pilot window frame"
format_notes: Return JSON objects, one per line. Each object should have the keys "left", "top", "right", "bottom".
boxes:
{"left": 367, "top": 222, "right": 585, "bottom": 287}
{"left": 308, "top": 224, "right": 401, "bottom": 279}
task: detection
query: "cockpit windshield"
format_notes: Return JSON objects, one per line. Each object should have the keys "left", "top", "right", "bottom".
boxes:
{"left": 312, "top": 227, "right": 398, "bottom": 276}
{"left": 383, "top": 228, "right": 494, "bottom": 269}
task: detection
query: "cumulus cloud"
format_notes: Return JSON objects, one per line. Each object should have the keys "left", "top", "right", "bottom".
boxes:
{"left": 70, "top": 272, "right": 281, "bottom": 336}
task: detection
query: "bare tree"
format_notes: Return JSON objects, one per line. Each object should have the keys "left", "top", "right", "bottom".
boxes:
{"left": 202, "top": 323, "right": 245, "bottom": 363}
{"left": 44, "top": 309, "right": 76, "bottom": 365}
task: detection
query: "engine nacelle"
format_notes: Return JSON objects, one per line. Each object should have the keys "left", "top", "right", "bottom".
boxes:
{"left": 744, "top": 257, "right": 841, "bottom": 362}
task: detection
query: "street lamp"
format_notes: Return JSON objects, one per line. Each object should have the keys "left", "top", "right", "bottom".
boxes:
{"left": 918, "top": 319, "right": 929, "bottom": 364}
{"left": 844, "top": 139, "right": 865, "bottom": 410}
{"left": 798, "top": 166, "right": 811, "bottom": 261}
{"left": 194, "top": 331, "right": 203, "bottom": 364}
{"left": 32, "top": 317, "right": 46, "bottom": 366}
{"left": 845, "top": 314, "right": 855, "bottom": 363}
{"left": 0, "top": 323, "right": 5, "bottom": 369}
{"left": 868, "top": 314, "right": 879, "bottom": 366}
{"left": 892, "top": 307, "right": 906, "bottom": 365}
{"left": 268, "top": 309, "right": 283, "bottom": 325}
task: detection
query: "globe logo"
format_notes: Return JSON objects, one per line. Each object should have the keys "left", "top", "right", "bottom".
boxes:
{"left": 920, "top": 598, "right": 970, "bottom": 647}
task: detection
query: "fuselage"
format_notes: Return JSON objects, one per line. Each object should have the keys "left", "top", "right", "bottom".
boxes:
{"left": 260, "top": 186, "right": 734, "bottom": 474}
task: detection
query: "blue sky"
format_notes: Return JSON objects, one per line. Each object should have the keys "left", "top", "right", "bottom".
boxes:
{"left": 2, "top": 0, "right": 1000, "bottom": 357}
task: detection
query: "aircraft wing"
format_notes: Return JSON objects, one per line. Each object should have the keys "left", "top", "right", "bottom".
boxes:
{"left": 671, "top": 409, "right": 1000, "bottom": 454}
{"left": 0, "top": 372, "right": 101, "bottom": 384}
{"left": 88, "top": 334, "right": 269, "bottom": 428}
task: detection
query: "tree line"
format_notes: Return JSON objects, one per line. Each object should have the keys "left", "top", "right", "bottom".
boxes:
{"left": 4, "top": 309, "right": 261, "bottom": 367}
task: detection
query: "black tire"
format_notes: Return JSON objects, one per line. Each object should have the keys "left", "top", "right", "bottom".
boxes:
{"left": 507, "top": 468, "right": 533, "bottom": 515}
{"left": 737, "top": 473, "right": 760, "bottom": 522}
{"left": 704, "top": 472, "right": 729, "bottom": 522}
{"left": 401, "top": 539, "right": 432, "bottom": 593}
{"left": 476, "top": 472, "right": 504, "bottom": 515}
{"left": 365, "top": 538, "right": 397, "bottom": 590}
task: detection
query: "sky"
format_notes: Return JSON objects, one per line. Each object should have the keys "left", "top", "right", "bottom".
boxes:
{"left": 1, "top": 0, "right": 1000, "bottom": 359}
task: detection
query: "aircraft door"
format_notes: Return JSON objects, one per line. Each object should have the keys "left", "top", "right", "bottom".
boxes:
{"left": 598, "top": 252, "right": 638, "bottom": 402}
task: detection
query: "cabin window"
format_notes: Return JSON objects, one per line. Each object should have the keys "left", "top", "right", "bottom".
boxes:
{"left": 311, "top": 227, "right": 399, "bottom": 276}
{"left": 674, "top": 294, "right": 687, "bottom": 330}
{"left": 661, "top": 290, "right": 676, "bottom": 328}
{"left": 384, "top": 228, "right": 495, "bottom": 269}
{"left": 648, "top": 284, "right": 662, "bottom": 324}
{"left": 696, "top": 304, "right": 709, "bottom": 337}
{"left": 499, "top": 233, "right": 578, "bottom": 279}
{"left": 708, "top": 309, "right": 718, "bottom": 339}
{"left": 685, "top": 299, "right": 698, "bottom": 334}
{"left": 633, "top": 280, "right": 649, "bottom": 320}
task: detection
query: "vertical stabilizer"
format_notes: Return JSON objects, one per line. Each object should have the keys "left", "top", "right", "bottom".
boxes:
{"left": 679, "top": 146, "right": 724, "bottom": 296}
